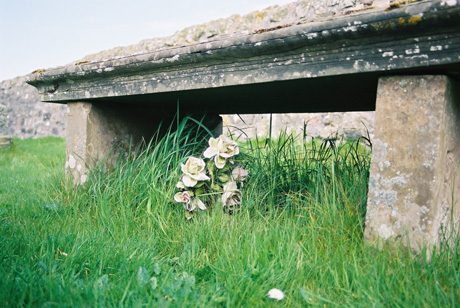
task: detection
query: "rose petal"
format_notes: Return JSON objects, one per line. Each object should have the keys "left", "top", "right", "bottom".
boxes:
{"left": 174, "top": 192, "right": 184, "bottom": 203}
{"left": 203, "top": 146, "right": 217, "bottom": 158}
{"left": 194, "top": 198, "right": 207, "bottom": 210}
{"left": 174, "top": 191, "right": 191, "bottom": 203}
{"left": 182, "top": 175, "right": 197, "bottom": 187}
{"left": 180, "top": 163, "right": 187, "bottom": 174}
{"left": 223, "top": 181, "right": 238, "bottom": 192}
{"left": 214, "top": 155, "right": 227, "bottom": 169}
{"left": 184, "top": 202, "right": 196, "bottom": 212}
{"left": 197, "top": 173, "right": 210, "bottom": 181}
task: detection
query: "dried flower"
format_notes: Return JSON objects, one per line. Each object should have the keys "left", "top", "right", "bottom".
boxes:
{"left": 181, "top": 157, "right": 210, "bottom": 187}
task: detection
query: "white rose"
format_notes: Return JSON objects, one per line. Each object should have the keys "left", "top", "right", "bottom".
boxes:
{"left": 180, "top": 157, "right": 210, "bottom": 187}
{"left": 174, "top": 191, "right": 192, "bottom": 204}
{"left": 221, "top": 181, "right": 241, "bottom": 207}
{"left": 203, "top": 135, "right": 240, "bottom": 169}
{"left": 231, "top": 166, "right": 249, "bottom": 182}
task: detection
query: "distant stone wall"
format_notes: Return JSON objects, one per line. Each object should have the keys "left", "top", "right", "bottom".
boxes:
{"left": 0, "top": 77, "right": 67, "bottom": 138}
{"left": 1, "top": 0, "right": 380, "bottom": 140}
{"left": 222, "top": 112, "right": 374, "bottom": 140}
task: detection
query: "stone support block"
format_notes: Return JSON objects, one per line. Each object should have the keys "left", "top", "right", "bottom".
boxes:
{"left": 365, "top": 75, "right": 460, "bottom": 251}
{"left": 65, "top": 102, "right": 222, "bottom": 184}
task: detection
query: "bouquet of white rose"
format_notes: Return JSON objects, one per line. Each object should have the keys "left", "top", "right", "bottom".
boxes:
{"left": 174, "top": 134, "right": 248, "bottom": 219}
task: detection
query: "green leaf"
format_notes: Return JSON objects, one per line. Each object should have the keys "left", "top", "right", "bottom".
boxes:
{"left": 195, "top": 187, "right": 205, "bottom": 196}
{"left": 217, "top": 174, "right": 230, "bottom": 183}
{"left": 211, "top": 183, "right": 222, "bottom": 192}
{"left": 300, "top": 288, "right": 310, "bottom": 303}
{"left": 221, "top": 163, "right": 231, "bottom": 172}
{"left": 185, "top": 211, "right": 193, "bottom": 220}
{"left": 213, "top": 297, "right": 227, "bottom": 303}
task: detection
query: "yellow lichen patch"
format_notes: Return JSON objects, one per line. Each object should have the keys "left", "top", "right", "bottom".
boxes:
{"left": 399, "top": 17, "right": 406, "bottom": 25}
{"left": 75, "top": 60, "right": 89, "bottom": 66}
{"left": 386, "top": 0, "right": 425, "bottom": 11}
{"left": 408, "top": 16, "right": 422, "bottom": 25}
{"left": 256, "top": 10, "right": 266, "bottom": 21}
{"left": 371, "top": 19, "right": 400, "bottom": 30}
{"left": 31, "top": 69, "right": 46, "bottom": 76}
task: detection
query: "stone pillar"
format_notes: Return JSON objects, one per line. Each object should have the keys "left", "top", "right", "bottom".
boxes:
{"left": 365, "top": 75, "right": 460, "bottom": 252}
{"left": 65, "top": 102, "right": 222, "bottom": 184}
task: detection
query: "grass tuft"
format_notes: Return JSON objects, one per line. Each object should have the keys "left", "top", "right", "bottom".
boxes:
{"left": 0, "top": 127, "right": 458, "bottom": 307}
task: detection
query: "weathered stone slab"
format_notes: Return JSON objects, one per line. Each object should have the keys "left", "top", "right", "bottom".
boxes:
{"left": 26, "top": 0, "right": 460, "bottom": 115}
{"left": 365, "top": 75, "right": 460, "bottom": 251}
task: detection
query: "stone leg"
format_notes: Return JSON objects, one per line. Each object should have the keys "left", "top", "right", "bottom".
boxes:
{"left": 365, "top": 76, "right": 460, "bottom": 252}
{"left": 65, "top": 102, "right": 222, "bottom": 184}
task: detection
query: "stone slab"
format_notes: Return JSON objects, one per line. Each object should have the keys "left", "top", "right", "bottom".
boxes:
{"left": 26, "top": 0, "right": 460, "bottom": 115}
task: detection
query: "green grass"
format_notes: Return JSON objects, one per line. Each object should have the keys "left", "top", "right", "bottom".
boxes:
{"left": 0, "top": 126, "right": 459, "bottom": 307}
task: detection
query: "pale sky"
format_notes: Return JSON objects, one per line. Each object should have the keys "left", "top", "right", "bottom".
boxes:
{"left": 0, "top": 0, "right": 294, "bottom": 81}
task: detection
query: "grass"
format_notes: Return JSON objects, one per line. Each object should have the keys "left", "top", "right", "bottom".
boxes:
{"left": 0, "top": 123, "right": 459, "bottom": 307}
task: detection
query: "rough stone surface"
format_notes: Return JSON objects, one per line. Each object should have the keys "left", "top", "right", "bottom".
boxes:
{"left": 78, "top": 0, "right": 384, "bottom": 63}
{"left": 0, "top": 77, "right": 67, "bottom": 138}
{"left": 0, "top": 0, "right": 389, "bottom": 140}
{"left": 365, "top": 75, "right": 460, "bottom": 251}
{"left": 27, "top": 0, "right": 460, "bottom": 107}
{"left": 65, "top": 102, "right": 222, "bottom": 183}
{"left": 222, "top": 112, "right": 374, "bottom": 140}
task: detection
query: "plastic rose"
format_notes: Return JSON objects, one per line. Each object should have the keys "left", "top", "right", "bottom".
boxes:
{"left": 181, "top": 157, "right": 210, "bottom": 187}
{"left": 174, "top": 191, "right": 192, "bottom": 209}
{"left": 221, "top": 181, "right": 242, "bottom": 207}
{"left": 268, "top": 288, "right": 285, "bottom": 300}
{"left": 174, "top": 135, "right": 248, "bottom": 219}
{"left": 204, "top": 135, "right": 240, "bottom": 169}
{"left": 191, "top": 198, "right": 207, "bottom": 211}
{"left": 174, "top": 191, "right": 206, "bottom": 212}
{"left": 176, "top": 181, "right": 185, "bottom": 189}
{"left": 231, "top": 166, "right": 249, "bottom": 183}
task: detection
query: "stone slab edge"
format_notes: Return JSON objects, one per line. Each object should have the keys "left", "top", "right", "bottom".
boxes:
{"left": 26, "top": 0, "right": 460, "bottom": 103}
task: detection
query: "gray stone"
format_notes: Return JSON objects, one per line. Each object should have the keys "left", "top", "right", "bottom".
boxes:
{"left": 26, "top": 1, "right": 460, "bottom": 121}
{"left": 65, "top": 102, "right": 222, "bottom": 184}
{"left": 0, "top": 135, "right": 12, "bottom": 148}
{"left": 0, "top": 77, "right": 67, "bottom": 138}
{"left": 365, "top": 75, "right": 460, "bottom": 252}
